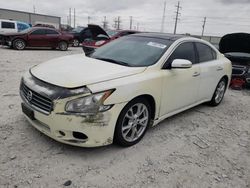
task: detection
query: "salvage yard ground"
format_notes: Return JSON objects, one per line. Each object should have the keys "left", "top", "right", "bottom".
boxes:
{"left": 0, "top": 46, "right": 249, "bottom": 188}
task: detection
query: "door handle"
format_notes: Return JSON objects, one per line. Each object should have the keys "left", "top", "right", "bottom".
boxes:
{"left": 193, "top": 72, "right": 200, "bottom": 77}
{"left": 217, "top": 66, "right": 223, "bottom": 71}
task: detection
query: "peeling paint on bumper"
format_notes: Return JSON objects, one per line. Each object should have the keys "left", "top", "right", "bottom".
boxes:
{"left": 22, "top": 101, "right": 126, "bottom": 147}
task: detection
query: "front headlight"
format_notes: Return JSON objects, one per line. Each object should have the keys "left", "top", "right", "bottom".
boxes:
{"left": 65, "top": 89, "right": 114, "bottom": 114}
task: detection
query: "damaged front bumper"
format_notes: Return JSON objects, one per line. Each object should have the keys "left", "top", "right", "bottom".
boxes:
{"left": 20, "top": 71, "right": 126, "bottom": 147}
{"left": 21, "top": 101, "right": 125, "bottom": 147}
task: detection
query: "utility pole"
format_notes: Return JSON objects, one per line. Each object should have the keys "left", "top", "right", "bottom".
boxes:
{"left": 173, "top": 1, "right": 181, "bottom": 34}
{"left": 69, "top": 8, "right": 71, "bottom": 27}
{"left": 73, "top": 8, "right": 76, "bottom": 28}
{"left": 33, "top": 5, "right": 36, "bottom": 13}
{"left": 103, "top": 16, "right": 108, "bottom": 29}
{"left": 129, "top": 16, "right": 133, "bottom": 30}
{"left": 88, "top": 16, "right": 91, "bottom": 24}
{"left": 137, "top": 22, "right": 139, "bottom": 31}
{"left": 201, "top": 17, "right": 207, "bottom": 37}
{"left": 117, "top": 16, "right": 121, "bottom": 30}
{"left": 160, "top": 1, "right": 167, "bottom": 33}
{"left": 114, "top": 17, "right": 118, "bottom": 29}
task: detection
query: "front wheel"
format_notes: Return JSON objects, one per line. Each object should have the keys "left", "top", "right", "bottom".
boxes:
{"left": 209, "top": 78, "right": 227, "bottom": 106}
{"left": 72, "top": 39, "right": 79, "bottom": 47}
{"left": 58, "top": 41, "right": 68, "bottom": 51}
{"left": 13, "top": 39, "right": 26, "bottom": 50}
{"left": 114, "top": 98, "right": 152, "bottom": 147}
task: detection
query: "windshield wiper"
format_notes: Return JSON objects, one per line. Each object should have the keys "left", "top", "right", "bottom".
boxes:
{"left": 94, "top": 57, "right": 132, "bottom": 67}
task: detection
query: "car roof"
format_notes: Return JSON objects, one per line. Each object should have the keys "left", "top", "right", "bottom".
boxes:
{"left": 31, "top": 27, "right": 56, "bottom": 30}
{"left": 0, "top": 19, "right": 16, "bottom": 23}
{"left": 132, "top": 32, "right": 187, "bottom": 41}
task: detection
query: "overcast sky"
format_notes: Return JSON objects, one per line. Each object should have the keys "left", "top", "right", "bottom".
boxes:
{"left": 1, "top": 0, "right": 250, "bottom": 36}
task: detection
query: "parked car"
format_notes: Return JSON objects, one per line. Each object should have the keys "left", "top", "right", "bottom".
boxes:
{"left": 69, "top": 24, "right": 109, "bottom": 47}
{"left": 219, "top": 33, "right": 250, "bottom": 89}
{"left": 0, "top": 27, "right": 73, "bottom": 51}
{"left": 33, "top": 24, "right": 55, "bottom": 29}
{"left": 82, "top": 29, "right": 139, "bottom": 55}
{"left": 0, "top": 19, "right": 30, "bottom": 34}
{"left": 20, "top": 33, "right": 232, "bottom": 147}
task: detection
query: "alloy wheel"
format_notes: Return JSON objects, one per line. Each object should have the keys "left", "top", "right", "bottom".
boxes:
{"left": 121, "top": 103, "right": 149, "bottom": 142}
{"left": 215, "top": 80, "right": 226, "bottom": 104}
{"left": 73, "top": 39, "right": 79, "bottom": 47}
{"left": 15, "top": 40, "right": 25, "bottom": 50}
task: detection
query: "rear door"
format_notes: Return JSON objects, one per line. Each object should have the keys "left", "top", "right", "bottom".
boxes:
{"left": 195, "top": 42, "right": 224, "bottom": 101}
{"left": 45, "top": 29, "right": 60, "bottom": 46}
{"left": 28, "top": 29, "right": 48, "bottom": 47}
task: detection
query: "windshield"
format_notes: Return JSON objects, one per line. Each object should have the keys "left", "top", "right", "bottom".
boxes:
{"left": 91, "top": 36, "right": 172, "bottom": 67}
{"left": 106, "top": 30, "right": 119, "bottom": 37}
{"left": 19, "top": 27, "right": 33, "bottom": 33}
{"left": 72, "top": 27, "right": 85, "bottom": 33}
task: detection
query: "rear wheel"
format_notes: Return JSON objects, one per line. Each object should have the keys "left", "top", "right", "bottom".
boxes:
{"left": 209, "top": 78, "right": 227, "bottom": 106}
{"left": 13, "top": 39, "right": 26, "bottom": 50}
{"left": 72, "top": 39, "right": 79, "bottom": 47}
{"left": 114, "top": 98, "right": 152, "bottom": 147}
{"left": 58, "top": 41, "right": 68, "bottom": 51}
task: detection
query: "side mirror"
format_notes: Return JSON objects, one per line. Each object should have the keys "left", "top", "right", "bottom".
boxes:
{"left": 171, "top": 59, "right": 192, "bottom": 69}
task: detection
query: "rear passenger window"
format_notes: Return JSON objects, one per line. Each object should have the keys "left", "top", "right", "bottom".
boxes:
{"left": 1, "top": 22, "right": 15, "bottom": 29}
{"left": 46, "top": 29, "right": 59, "bottom": 35}
{"left": 166, "top": 42, "right": 196, "bottom": 67}
{"left": 196, "top": 43, "right": 217, "bottom": 63}
{"left": 30, "top": 29, "right": 46, "bottom": 35}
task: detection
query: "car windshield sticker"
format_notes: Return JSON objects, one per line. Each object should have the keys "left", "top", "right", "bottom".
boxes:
{"left": 147, "top": 42, "right": 167, "bottom": 49}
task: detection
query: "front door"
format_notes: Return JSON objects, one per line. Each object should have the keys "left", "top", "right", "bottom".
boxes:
{"left": 160, "top": 42, "right": 201, "bottom": 116}
{"left": 28, "top": 29, "right": 48, "bottom": 47}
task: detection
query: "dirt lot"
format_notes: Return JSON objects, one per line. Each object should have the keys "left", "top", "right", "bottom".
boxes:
{"left": 0, "top": 46, "right": 249, "bottom": 188}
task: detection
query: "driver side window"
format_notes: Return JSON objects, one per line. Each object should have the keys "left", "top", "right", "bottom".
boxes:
{"left": 164, "top": 42, "right": 196, "bottom": 69}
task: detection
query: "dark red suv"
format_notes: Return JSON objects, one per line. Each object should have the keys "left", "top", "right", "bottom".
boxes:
{"left": 0, "top": 27, "right": 73, "bottom": 51}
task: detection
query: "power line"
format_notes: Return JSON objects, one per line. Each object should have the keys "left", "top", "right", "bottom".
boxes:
{"left": 160, "top": 1, "right": 167, "bottom": 32}
{"left": 173, "top": 1, "right": 181, "bottom": 34}
{"left": 201, "top": 17, "right": 206, "bottom": 36}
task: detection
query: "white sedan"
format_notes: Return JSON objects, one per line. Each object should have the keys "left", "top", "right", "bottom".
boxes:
{"left": 20, "top": 33, "right": 232, "bottom": 147}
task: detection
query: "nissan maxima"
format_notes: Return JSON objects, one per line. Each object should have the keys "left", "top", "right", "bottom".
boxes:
{"left": 20, "top": 33, "right": 232, "bottom": 147}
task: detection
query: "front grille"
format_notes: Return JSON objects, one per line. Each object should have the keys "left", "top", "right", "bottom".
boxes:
{"left": 232, "top": 65, "right": 247, "bottom": 76}
{"left": 21, "top": 83, "right": 53, "bottom": 114}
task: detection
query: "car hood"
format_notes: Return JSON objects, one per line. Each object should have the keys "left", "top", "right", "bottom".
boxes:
{"left": 219, "top": 33, "right": 250, "bottom": 54}
{"left": 30, "top": 54, "right": 146, "bottom": 88}
{"left": 87, "top": 24, "right": 109, "bottom": 38}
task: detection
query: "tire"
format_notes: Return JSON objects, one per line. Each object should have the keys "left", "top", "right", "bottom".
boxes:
{"left": 58, "top": 41, "right": 68, "bottom": 51}
{"left": 13, "top": 39, "right": 26, "bottom": 50}
{"left": 114, "top": 98, "right": 152, "bottom": 147}
{"left": 72, "top": 39, "right": 79, "bottom": 47}
{"left": 208, "top": 78, "right": 227, "bottom": 106}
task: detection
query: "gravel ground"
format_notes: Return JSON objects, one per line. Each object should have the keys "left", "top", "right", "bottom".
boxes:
{"left": 0, "top": 46, "right": 249, "bottom": 188}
